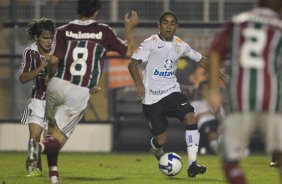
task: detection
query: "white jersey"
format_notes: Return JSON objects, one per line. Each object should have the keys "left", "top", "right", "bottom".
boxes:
{"left": 191, "top": 100, "right": 225, "bottom": 128}
{"left": 132, "top": 34, "right": 202, "bottom": 104}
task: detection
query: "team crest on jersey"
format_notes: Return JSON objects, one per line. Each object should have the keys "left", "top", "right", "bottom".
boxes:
{"left": 164, "top": 59, "right": 173, "bottom": 70}
{"left": 174, "top": 44, "right": 181, "bottom": 54}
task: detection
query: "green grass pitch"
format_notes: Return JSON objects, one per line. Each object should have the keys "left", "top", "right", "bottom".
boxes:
{"left": 0, "top": 152, "right": 279, "bottom": 184}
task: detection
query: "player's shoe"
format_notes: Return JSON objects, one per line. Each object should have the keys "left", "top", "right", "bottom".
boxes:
{"left": 150, "top": 138, "right": 164, "bottom": 160}
{"left": 50, "top": 176, "right": 61, "bottom": 184}
{"left": 27, "top": 168, "right": 42, "bottom": 177}
{"left": 26, "top": 139, "right": 40, "bottom": 172}
{"left": 187, "top": 161, "right": 207, "bottom": 177}
{"left": 269, "top": 162, "right": 278, "bottom": 167}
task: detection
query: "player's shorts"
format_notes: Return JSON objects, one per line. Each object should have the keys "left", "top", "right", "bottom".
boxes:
{"left": 198, "top": 119, "right": 220, "bottom": 136}
{"left": 222, "top": 112, "right": 282, "bottom": 161}
{"left": 21, "top": 98, "right": 48, "bottom": 130}
{"left": 45, "top": 77, "right": 90, "bottom": 138}
{"left": 142, "top": 92, "right": 194, "bottom": 136}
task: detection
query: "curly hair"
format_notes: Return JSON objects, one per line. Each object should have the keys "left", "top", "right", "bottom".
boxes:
{"left": 26, "top": 17, "right": 55, "bottom": 40}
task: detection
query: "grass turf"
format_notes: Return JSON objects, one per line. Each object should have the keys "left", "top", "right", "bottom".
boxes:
{"left": 0, "top": 152, "right": 279, "bottom": 184}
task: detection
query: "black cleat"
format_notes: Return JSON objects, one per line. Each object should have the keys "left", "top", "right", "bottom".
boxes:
{"left": 150, "top": 138, "right": 164, "bottom": 160}
{"left": 187, "top": 161, "right": 207, "bottom": 177}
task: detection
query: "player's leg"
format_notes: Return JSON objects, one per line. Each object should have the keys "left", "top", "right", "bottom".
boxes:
{"left": 42, "top": 133, "right": 60, "bottom": 184}
{"left": 150, "top": 133, "right": 166, "bottom": 159}
{"left": 221, "top": 113, "right": 254, "bottom": 184}
{"left": 167, "top": 92, "right": 206, "bottom": 177}
{"left": 270, "top": 153, "right": 278, "bottom": 167}
{"left": 23, "top": 98, "right": 48, "bottom": 177}
{"left": 143, "top": 101, "right": 167, "bottom": 160}
{"left": 26, "top": 123, "right": 44, "bottom": 177}
{"left": 262, "top": 113, "right": 282, "bottom": 181}
{"left": 184, "top": 113, "right": 206, "bottom": 177}
{"left": 206, "top": 120, "right": 220, "bottom": 154}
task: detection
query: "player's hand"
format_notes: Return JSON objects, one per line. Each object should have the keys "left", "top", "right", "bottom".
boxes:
{"left": 39, "top": 56, "right": 49, "bottom": 71}
{"left": 124, "top": 10, "right": 139, "bottom": 30}
{"left": 206, "top": 90, "right": 222, "bottom": 110}
{"left": 135, "top": 83, "right": 145, "bottom": 102}
{"left": 90, "top": 86, "right": 101, "bottom": 95}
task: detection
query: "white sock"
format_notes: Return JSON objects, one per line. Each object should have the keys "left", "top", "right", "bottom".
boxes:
{"left": 209, "top": 140, "right": 218, "bottom": 154}
{"left": 185, "top": 130, "right": 200, "bottom": 166}
{"left": 49, "top": 166, "right": 58, "bottom": 171}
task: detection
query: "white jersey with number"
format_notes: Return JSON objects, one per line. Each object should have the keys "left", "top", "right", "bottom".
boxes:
{"left": 132, "top": 34, "right": 202, "bottom": 104}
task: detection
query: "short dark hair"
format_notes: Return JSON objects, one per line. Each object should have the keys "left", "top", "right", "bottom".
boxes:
{"left": 26, "top": 17, "right": 55, "bottom": 40}
{"left": 159, "top": 11, "right": 178, "bottom": 24}
{"left": 77, "top": 0, "right": 101, "bottom": 17}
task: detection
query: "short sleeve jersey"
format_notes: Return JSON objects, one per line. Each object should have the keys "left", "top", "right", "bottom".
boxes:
{"left": 52, "top": 20, "right": 127, "bottom": 88}
{"left": 209, "top": 8, "right": 282, "bottom": 113}
{"left": 132, "top": 34, "right": 202, "bottom": 104}
{"left": 19, "top": 43, "right": 47, "bottom": 100}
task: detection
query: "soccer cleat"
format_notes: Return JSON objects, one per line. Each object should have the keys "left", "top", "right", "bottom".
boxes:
{"left": 150, "top": 138, "right": 164, "bottom": 160}
{"left": 50, "top": 176, "right": 61, "bottom": 184}
{"left": 187, "top": 161, "right": 207, "bottom": 177}
{"left": 27, "top": 168, "right": 42, "bottom": 177}
{"left": 269, "top": 162, "right": 278, "bottom": 167}
{"left": 26, "top": 139, "right": 40, "bottom": 172}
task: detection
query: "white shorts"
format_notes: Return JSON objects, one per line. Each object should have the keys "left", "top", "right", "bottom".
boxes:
{"left": 222, "top": 112, "right": 282, "bottom": 161}
{"left": 21, "top": 98, "right": 48, "bottom": 130}
{"left": 45, "top": 77, "right": 90, "bottom": 138}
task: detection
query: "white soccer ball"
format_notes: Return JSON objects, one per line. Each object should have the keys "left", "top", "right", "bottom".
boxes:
{"left": 159, "top": 152, "right": 183, "bottom": 176}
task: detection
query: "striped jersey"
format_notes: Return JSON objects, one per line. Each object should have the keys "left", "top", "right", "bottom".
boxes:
{"left": 20, "top": 43, "right": 47, "bottom": 100}
{"left": 52, "top": 19, "right": 128, "bottom": 88}
{"left": 132, "top": 34, "right": 202, "bottom": 104}
{"left": 209, "top": 8, "right": 282, "bottom": 113}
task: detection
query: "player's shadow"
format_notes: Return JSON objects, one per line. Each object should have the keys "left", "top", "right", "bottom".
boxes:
{"left": 168, "top": 177, "right": 226, "bottom": 183}
{"left": 64, "top": 176, "right": 125, "bottom": 182}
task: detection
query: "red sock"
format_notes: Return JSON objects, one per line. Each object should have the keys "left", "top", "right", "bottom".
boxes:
{"left": 47, "top": 152, "right": 59, "bottom": 168}
{"left": 223, "top": 162, "right": 247, "bottom": 184}
{"left": 41, "top": 136, "right": 62, "bottom": 154}
{"left": 49, "top": 170, "right": 59, "bottom": 177}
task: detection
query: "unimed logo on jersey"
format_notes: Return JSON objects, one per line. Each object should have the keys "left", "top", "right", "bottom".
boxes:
{"left": 153, "top": 59, "right": 175, "bottom": 78}
{"left": 66, "top": 31, "right": 102, "bottom": 39}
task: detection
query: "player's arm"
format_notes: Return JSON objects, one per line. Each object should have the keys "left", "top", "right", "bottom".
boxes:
{"left": 207, "top": 51, "right": 222, "bottom": 108}
{"left": 19, "top": 57, "right": 48, "bottom": 84}
{"left": 128, "top": 58, "right": 144, "bottom": 101}
{"left": 124, "top": 10, "right": 139, "bottom": 58}
{"left": 47, "top": 55, "right": 59, "bottom": 79}
{"left": 198, "top": 56, "right": 228, "bottom": 84}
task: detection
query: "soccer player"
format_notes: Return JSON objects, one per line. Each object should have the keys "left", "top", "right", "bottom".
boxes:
{"left": 191, "top": 80, "right": 224, "bottom": 155}
{"left": 25, "top": 0, "right": 139, "bottom": 183}
{"left": 128, "top": 10, "right": 206, "bottom": 178}
{"left": 19, "top": 18, "right": 55, "bottom": 177}
{"left": 207, "top": 0, "right": 282, "bottom": 183}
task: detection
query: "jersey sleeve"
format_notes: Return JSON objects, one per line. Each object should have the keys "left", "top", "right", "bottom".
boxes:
{"left": 183, "top": 43, "right": 202, "bottom": 62}
{"left": 19, "top": 49, "right": 33, "bottom": 74}
{"left": 131, "top": 38, "right": 151, "bottom": 63}
{"left": 52, "top": 28, "right": 66, "bottom": 59}
{"left": 103, "top": 26, "right": 127, "bottom": 57}
{"left": 208, "top": 21, "right": 233, "bottom": 61}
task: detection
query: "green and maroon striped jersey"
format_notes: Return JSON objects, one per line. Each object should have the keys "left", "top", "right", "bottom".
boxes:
{"left": 209, "top": 8, "right": 282, "bottom": 113}
{"left": 52, "top": 20, "right": 128, "bottom": 88}
{"left": 20, "top": 43, "right": 47, "bottom": 100}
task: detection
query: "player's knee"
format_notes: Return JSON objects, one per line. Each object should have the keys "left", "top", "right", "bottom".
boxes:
{"left": 184, "top": 112, "right": 197, "bottom": 125}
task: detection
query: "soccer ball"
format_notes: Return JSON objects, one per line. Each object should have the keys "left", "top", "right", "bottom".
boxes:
{"left": 159, "top": 152, "right": 183, "bottom": 176}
